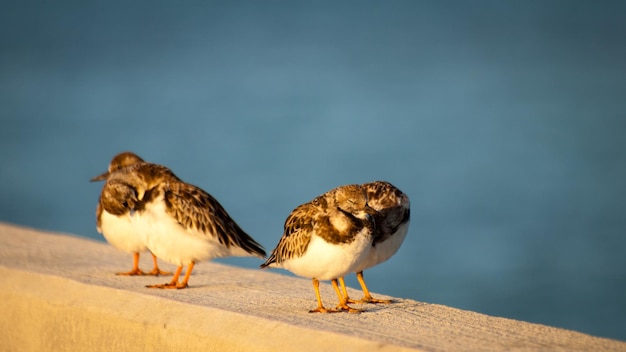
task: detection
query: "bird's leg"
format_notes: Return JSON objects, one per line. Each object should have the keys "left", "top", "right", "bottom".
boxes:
{"left": 146, "top": 253, "right": 172, "bottom": 276}
{"left": 146, "top": 265, "right": 183, "bottom": 289}
{"left": 339, "top": 277, "right": 358, "bottom": 304}
{"left": 116, "top": 252, "right": 145, "bottom": 276}
{"left": 177, "top": 262, "right": 195, "bottom": 289}
{"left": 308, "top": 279, "right": 333, "bottom": 313}
{"left": 356, "top": 271, "right": 392, "bottom": 304}
{"left": 332, "top": 279, "right": 361, "bottom": 313}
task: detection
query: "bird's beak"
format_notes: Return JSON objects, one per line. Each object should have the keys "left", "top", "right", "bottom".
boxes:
{"left": 90, "top": 171, "right": 109, "bottom": 182}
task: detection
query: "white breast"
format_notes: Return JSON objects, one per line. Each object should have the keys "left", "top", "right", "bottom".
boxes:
{"left": 99, "top": 210, "right": 147, "bottom": 253}
{"left": 354, "top": 220, "right": 410, "bottom": 272}
{"left": 133, "top": 195, "right": 252, "bottom": 266}
{"left": 279, "top": 228, "right": 373, "bottom": 281}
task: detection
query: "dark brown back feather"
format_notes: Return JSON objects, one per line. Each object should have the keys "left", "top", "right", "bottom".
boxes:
{"left": 261, "top": 185, "right": 374, "bottom": 268}
{"left": 261, "top": 202, "right": 317, "bottom": 268}
{"left": 163, "top": 181, "right": 266, "bottom": 258}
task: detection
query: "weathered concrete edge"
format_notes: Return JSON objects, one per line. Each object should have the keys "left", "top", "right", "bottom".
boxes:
{"left": 1, "top": 266, "right": 419, "bottom": 352}
{"left": 3, "top": 223, "right": 626, "bottom": 352}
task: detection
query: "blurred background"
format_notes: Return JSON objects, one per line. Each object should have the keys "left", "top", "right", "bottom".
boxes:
{"left": 1, "top": 0, "right": 625, "bottom": 341}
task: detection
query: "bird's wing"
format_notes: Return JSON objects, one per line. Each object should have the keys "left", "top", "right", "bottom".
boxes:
{"left": 163, "top": 181, "right": 266, "bottom": 257}
{"left": 261, "top": 202, "right": 316, "bottom": 267}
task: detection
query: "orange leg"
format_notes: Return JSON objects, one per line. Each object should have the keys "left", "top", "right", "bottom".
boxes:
{"left": 178, "top": 262, "right": 194, "bottom": 289}
{"left": 356, "top": 271, "right": 392, "bottom": 304}
{"left": 147, "top": 265, "right": 182, "bottom": 289}
{"left": 338, "top": 277, "right": 357, "bottom": 303}
{"left": 146, "top": 253, "right": 172, "bottom": 276}
{"left": 146, "top": 262, "right": 194, "bottom": 289}
{"left": 332, "top": 279, "right": 361, "bottom": 313}
{"left": 116, "top": 252, "right": 145, "bottom": 276}
{"left": 308, "top": 279, "right": 333, "bottom": 313}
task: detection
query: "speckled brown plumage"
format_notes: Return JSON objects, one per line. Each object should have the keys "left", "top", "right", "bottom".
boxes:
{"left": 362, "top": 181, "right": 411, "bottom": 246}
{"left": 261, "top": 184, "right": 377, "bottom": 313}
{"left": 340, "top": 180, "right": 411, "bottom": 304}
{"left": 92, "top": 152, "right": 170, "bottom": 276}
{"left": 91, "top": 151, "right": 145, "bottom": 182}
{"left": 260, "top": 202, "right": 316, "bottom": 267}
{"left": 98, "top": 161, "right": 266, "bottom": 288}
{"left": 261, "top": 184, "right": 373, "bottom": 268}
{"left": 162, "top": 177, "right": 266, "bottom": 256}
{"left": 106, "top": 162, "right": 266, "bottom": 257}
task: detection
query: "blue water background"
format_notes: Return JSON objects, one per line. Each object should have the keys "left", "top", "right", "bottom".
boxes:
{"left": 1, "top": 1, "right": 625, "bottom": 341}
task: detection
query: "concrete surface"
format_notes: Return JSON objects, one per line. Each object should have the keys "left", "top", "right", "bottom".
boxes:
{"left": 0, "top": 222, "right": 624, "bottom": 351}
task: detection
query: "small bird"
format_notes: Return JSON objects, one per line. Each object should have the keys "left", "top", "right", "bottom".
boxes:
{"left": 103, "top": 161, "right": 266, "bottom": 289}
{"left": 92, "top": 152, "right": 170, "bottom": 276}
{"left": 339, "top": 181, "right": 410, "bottom": 303}
{"left": 261, "top": 184, "right": 377, "bottom": 313}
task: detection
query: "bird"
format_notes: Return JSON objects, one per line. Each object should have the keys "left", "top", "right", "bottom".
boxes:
{"left": 261, "top": 184, "right": 378, "bottom": 313}
{"left": 102, "top": 161, "right": 266, "bottom": 289}
{"left": 92, "top": 151, "right": 170, "bottom": 276}
{"left": 339, "top": 181, "right": 410, "bottom": 304}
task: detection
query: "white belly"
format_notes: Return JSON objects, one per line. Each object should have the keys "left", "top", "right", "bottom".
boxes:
{"left": 355, "top": 221, "right": 410, "bottom": 272}
{"left": 134, "top": 197, "right": 252, "bottom": 266}
{"left": 279, "top": 229, "right": 373, "bottom": 281}
{"left": 99, "top": 210, "right": 147, "bottom": 253}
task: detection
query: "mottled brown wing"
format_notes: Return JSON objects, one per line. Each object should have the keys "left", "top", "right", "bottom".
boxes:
{"left": 261, "top": 202, "right": 316, "bottom": 267}
{"left": 163, "top": 181, "right": 266, "bottom": 257}
{"left": 129, "top": 162, "right": 181, "bottom": 192}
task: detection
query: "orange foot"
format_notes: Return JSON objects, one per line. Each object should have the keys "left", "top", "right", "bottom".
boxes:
{"left": 308, "top": 306, "right": 339, "bottom": 313}
{"left": 146, "top": 263, "right": 192, "bottom": 289}
{"left": 358, "top": 296, "right": 393, "bottom": 304}
{"left": 146, "top": 268, "right": 172, "bottom": 276}
{"left": 116, "top": 268, "right": 145, "bottom": 276}
{"left": 146, "top": 282, "right": 188, "bottom": 289}
{"left": 335, "top": 303, "right": 362, "bottom": 314}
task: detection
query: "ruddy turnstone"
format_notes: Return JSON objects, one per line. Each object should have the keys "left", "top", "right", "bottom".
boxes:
{"left": 339, "top": 181, "right": 410, "bottom": 303}
{"left": 92, "top": 152, "right": 170, "bottom": 276}
{"left": 261, "top": 184, "right": 377, "bottom": 313}
{"left": 104, "top": 161, "right": 266, "bottom": 289}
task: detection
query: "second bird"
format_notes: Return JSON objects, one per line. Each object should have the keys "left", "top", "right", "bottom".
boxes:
{"left": 261, "top": 184, "right": 377, "bottom": 313}
{"left": 92, "top": 152, "right": 170, "bottom": 276}
{"left": 102, "top": 159, "right": 266, "bottom": 289}
{"left": 339, "top": 181, "right": 411, "bottom": 303}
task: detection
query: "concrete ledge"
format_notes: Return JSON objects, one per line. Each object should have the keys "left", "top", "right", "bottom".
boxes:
{"left": 0, "top": 222, "right": 624, "bottom": 351}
